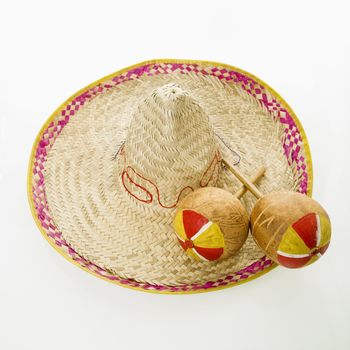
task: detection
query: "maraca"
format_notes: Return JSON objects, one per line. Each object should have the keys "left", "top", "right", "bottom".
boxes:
{"left": 173, "top": 167, "right": 265, "bottom": 261}
{"left": 222, "top": 159, "right": 331, "bottom": 268}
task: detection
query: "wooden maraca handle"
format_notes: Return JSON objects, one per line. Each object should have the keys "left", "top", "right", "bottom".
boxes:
{"left": 222, "top": 159, "right": 264, "bottom": 199}
{"left": 222, "top": 159, "right": 331, "bottom": 269}
{"left": 234, "top": 166, "right": 265, "bottom": 199}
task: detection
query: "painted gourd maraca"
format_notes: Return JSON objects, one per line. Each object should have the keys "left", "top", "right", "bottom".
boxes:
{"left": 221, "top": 159, "right": 332, "bottom": 269}
{"left": 251, "top": 191, "right": 331, "bottom": 268}
{"left": 173, "top": 187, "right": 249, "bottom": 261}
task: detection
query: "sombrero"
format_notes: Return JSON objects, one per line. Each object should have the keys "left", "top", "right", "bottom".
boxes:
{"left": 28, "top": 59, "right": 313, "bottom": 293}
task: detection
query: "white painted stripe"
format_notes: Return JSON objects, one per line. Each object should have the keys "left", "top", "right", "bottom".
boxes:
{"left": 277, "top": 250, "right": 310, "bottom": 258}
{"left": 191, "top": 221, "right": 213, "bottom": 241}
{"left": 316, "top": 214, "right": 321, "bottom": 246}
{"left": 192, "top": 248, "right": 209, "bottom": 261}
{"left": 175, "top": 231, "right": 185, "bottom": 242}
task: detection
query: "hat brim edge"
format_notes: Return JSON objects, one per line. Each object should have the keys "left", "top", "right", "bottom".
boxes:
{"left": 27, "top": 58, "right": 312, "bottom": 293}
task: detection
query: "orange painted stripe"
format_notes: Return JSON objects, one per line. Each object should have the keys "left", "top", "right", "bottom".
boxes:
{"left": 292, "top": 213, "right": 317, "bottom": 249}
{"left": 277, "top": 254, "right": 311, "bottom": 268}
{"left": 195, "top": 246, "right": 224, "bottom": 261}
{"left": 182, "top": 210, "right": 209, "bottom": 239}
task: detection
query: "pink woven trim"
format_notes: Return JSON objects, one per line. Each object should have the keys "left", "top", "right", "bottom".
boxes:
{"left": 31, "top": 62, "right": 308, "bottom": 292}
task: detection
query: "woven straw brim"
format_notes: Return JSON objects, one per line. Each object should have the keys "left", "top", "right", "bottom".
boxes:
{"left": 28, "top": 60, "right": 312, "bottom": 293}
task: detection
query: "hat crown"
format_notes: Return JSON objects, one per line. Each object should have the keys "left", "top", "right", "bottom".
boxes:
{"left": 119, "top": 83, "right": 221, "bottom": 209}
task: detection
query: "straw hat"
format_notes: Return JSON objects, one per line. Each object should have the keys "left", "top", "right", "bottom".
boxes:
{"left": 28, "top": 59, "right": 313, "bottom": 293}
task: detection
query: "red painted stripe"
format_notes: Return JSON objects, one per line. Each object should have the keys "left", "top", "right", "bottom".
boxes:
{"left": 195, "top": 246, "right": 223, "bottom": 261}
{"left": 318, "top": 242, "right": 330, "bottom": 255}
{"left": 292, "top": 213, "right": 317, "bottom": 249}
{"left": 182, "top": 210, "right": 209, "bottom": 239}
{"left": 177, "top": 238, "right": 187, "bottom": 251}
{"left": 277, "top": 254, "right": 311, "bottom": 268}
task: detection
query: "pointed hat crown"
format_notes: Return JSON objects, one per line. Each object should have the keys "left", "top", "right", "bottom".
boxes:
{"left": 118, "top": 83, "right": 221, "bottom": 209}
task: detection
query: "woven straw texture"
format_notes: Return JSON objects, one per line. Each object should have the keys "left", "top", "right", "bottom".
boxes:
{"left": 28, "top": 60, "right": 312, "bottom": 293}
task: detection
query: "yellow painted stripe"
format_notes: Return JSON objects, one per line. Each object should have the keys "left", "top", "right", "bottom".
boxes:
{"left": 173, "top": 210, "right": 186, "bottom": 241}
{"left": 193, "top": 222, "right": 225, "bottom": 249}
{"left": 278, "top": 226, "right": 310, "bottom": 255}
{"left": 186, "top": 249, "right": 202, "bottom": 261}
{"left": 319, "top": 214, "right": 331, "bottom": 246}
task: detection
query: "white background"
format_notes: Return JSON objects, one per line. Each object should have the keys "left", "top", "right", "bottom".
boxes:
{"left": 1, "top": 1, "right": 349, "bottom": 349}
